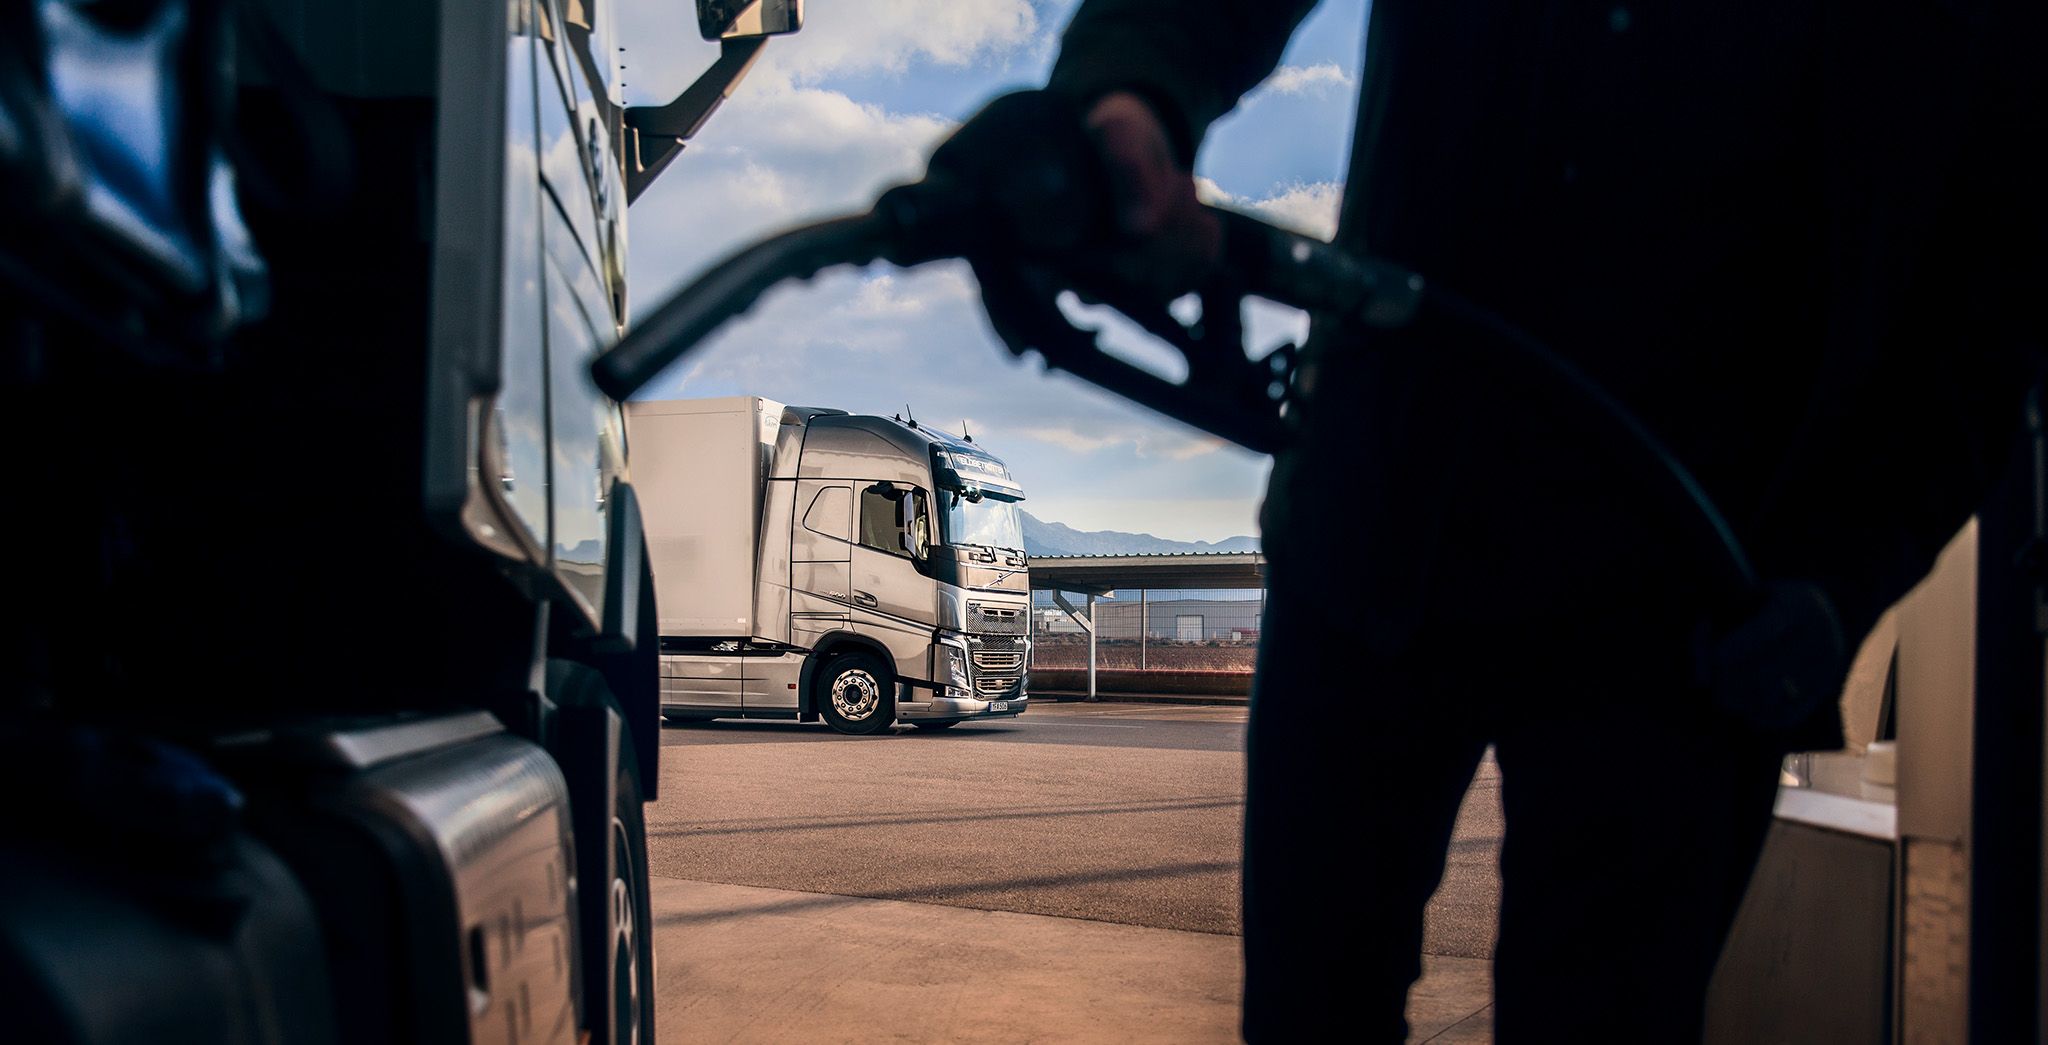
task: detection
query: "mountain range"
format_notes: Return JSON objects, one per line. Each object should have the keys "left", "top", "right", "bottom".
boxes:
{"left": 1022, "top": 511, "right": 1261, "bottom": 557}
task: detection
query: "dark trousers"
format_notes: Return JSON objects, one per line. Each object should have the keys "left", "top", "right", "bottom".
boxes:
{"left": 1240, "top": 335, "right": 1792, "bottom": 1040}
{"left": 1240, "top": 521, "right": 1788, "bottom": 1042}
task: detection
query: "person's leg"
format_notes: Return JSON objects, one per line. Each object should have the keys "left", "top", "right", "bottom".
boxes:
{"left": 1242, "top": 330, "right": 1503, "bottom": 1040}
{"left": 1491, "top": 698, "right": 1784, "bottom": 1041}
{"left": 1239, "top": 585, "right": 1488, "bottom": 1042}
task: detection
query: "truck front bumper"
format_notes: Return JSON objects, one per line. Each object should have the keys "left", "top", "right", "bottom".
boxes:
{"left": 898, "top": 693, "right": 1028, "bottom": 723}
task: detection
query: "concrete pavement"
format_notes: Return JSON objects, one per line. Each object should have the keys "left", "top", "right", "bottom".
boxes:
{"left": 649, "top": 705, "right": 1248, "bottom": 934}
{"left": 651, "top": 877, "right": 1240, "bottom": 1043}
{"left": 649, "top": 876, "right": 1493, "bottom": 1043}
{"left": 647, "top": 702, "right": 1499, "bottom": 1041}
{"left": 1035, "top": 691, "right": 1250, "bottom": 706}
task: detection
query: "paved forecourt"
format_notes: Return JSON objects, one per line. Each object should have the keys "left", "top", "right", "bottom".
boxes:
{"left": 644, "top": 700, "right": 1499, "bottom": 1041}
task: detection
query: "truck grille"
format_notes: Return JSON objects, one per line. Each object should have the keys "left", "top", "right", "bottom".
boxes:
{"left": 966, "top": 630, "right": 1024, "bottom": 700}
{"left": 972, "top": 650, "right": 1024, "bottom": 672}
{"left": 967, "top": 602, "right": 1027, "bottom": 635}
{"left": 968, "top": 634, "right": 1026, "bottom": 673}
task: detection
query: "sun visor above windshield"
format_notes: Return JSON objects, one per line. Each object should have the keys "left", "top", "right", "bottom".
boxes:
{"left": 934, "top": 448, "right": 1024, "bottom": 501}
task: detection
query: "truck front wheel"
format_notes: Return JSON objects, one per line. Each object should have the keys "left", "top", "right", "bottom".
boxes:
{"left": 817, "top": 652, "right": 895, "bottom": 735}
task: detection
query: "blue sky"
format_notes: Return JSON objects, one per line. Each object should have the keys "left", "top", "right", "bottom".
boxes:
{"left": 615, "top": 0, "right": 1368, "bottom": 542}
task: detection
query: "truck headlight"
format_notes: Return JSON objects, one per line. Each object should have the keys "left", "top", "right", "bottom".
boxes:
{"left": 935, "top": 640, "right": 971, "bottom": 695}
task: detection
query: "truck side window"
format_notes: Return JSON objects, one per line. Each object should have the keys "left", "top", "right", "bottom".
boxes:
{"left": 858, "top": 486, "right": 900, "bottom": 552}
{"left": 859, "top": 484, "right": 928, "bottom": 558}
{"left": 803, "top": 487, "right": 851, "bottom": 542}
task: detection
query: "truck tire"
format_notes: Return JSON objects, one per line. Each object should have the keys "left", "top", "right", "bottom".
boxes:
{"left": 817, "top": 652, "right": 895, "bottom": 735}
{"left": 557, "top": 658, "right": 659, "bottom": 1045}
{"left": 601, "top": 728, "right": 657, "bottom": 1045}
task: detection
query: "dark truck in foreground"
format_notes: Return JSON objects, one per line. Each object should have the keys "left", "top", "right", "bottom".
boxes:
{"left": 0, "top": 2, "right": 802, "bottom": 1042}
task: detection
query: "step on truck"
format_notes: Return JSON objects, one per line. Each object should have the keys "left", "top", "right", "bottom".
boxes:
{"left": 627, "top": 397, "right": 1033, "bottom": 734}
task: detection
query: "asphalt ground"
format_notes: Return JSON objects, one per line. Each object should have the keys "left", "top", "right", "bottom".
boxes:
{"left": 646, "top": 701, "right": 1501, "bottom": 954}
{"left": 648, "top": 703, "right": 1252, "bottom": 934}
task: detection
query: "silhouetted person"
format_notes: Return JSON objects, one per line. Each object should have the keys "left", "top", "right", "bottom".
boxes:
{"left": 1027, "top": 1, "right": 2046, "bottom": 1039}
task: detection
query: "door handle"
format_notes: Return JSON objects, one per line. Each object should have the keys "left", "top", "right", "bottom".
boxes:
{"left": 853, "top": 590, "right": 878, "bottom": 608}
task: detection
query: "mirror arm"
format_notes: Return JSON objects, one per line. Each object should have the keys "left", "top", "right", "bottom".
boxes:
{"left": 622, "top": 36, "right": 769, "bottom": 204}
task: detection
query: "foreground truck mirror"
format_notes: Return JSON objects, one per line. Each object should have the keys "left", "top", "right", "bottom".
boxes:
{"left": 626, "top": 2, "right": 806, "bottom": 204}
{"left": 696, "top": 0, "right": 804, "bottom": 40}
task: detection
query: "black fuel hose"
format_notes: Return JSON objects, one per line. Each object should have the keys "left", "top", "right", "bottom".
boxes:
{"left": 1213, "top": 206, "right": 1758, "bottom": 596}
{"left": 593, "top": 213, "right": 890, "bottom": 401}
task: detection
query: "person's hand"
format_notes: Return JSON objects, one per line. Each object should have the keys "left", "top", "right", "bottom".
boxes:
{"left": 1083, "top": 92, "right": 1223, "bottom": 299}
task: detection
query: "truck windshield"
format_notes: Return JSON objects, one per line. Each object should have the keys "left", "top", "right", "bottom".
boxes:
{"left": 941, "top": 493, "right": 1025, "bottom": 554}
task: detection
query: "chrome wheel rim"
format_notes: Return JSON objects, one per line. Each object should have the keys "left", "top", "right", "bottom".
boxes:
{"left": 831, "top": 669, "right": 882, "bottom": 721}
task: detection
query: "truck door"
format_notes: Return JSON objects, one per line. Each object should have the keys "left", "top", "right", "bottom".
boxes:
{"left": 791, "top": 481, "right": 853, "bottom": 652}
{"left": 852, "top": 483, "right": 937, "bottom": 675}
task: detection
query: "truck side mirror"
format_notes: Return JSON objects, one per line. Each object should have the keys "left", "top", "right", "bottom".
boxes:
{"left": 902, "top": 489, "right": 930, "bottom": 560}
{"left": 696, "top": 0, "right": 804, "bottom": 40}
{"left": 628, "top": 2, "right": 805, "bottom": 204}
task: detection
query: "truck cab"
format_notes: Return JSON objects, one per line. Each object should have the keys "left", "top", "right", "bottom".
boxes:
{"left": 629, "top": 397, "right": 1032, "bottom": 734}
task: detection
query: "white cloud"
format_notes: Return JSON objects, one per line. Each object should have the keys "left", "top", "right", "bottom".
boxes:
{"left": 1015, "top": 420, "right": 1227, "bottom": 463}
{"left": 1254, "top": 62, "right": 1354, "bottom": 98}
{"left": 848, "top": 274, "right": 925, "bottom": 318}
{"left": 756, "top": 0, "right": 1041, "bottom": 85}
{"left": 618, "top": 0, "right": 1043, "bottom": 104}
{"left": 1017, "top": 426, "right": 1124, "bottom": 454}
{"left": 1198, "top": 179, "right": 1343, "bottom": 243}
{"left": 845, "top": 269, "right": 976, "bottom": 319}
{"left": 1248, "top": 181, "right": 1343, "bottom": 242}
{"left": 627, "top": 79, "right": 955, "bottom": 307}
{"left": 1162, "top": 436, "right": 1228, "bottom": 461}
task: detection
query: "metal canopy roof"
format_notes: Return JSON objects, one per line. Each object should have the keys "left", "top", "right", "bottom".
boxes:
{"left": 1029, "top": 553, "right": 1267, "bottom": 595}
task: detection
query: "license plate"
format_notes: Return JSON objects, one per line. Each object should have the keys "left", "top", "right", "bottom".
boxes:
{"left": 990, "top": 700, "right": 1009, "bottom": 712}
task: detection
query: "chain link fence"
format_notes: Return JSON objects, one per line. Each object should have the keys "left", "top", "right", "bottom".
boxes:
{"left": 1031, "top": 588, "right": 1264, "bottom": 694}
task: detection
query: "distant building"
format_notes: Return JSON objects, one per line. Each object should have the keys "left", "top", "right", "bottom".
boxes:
{"left": 1037, "top": 596, "right": 1263, "bottom": 643}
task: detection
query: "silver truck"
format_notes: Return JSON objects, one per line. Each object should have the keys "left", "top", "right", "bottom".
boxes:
{"left": 627, "top": 396, "right": 1032, "bottom": 734}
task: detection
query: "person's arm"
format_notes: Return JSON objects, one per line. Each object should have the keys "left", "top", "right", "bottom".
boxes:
{"left": 1043, "top": 1, "right": 1320, "bottom": 292}
{"left": 1048, "top": 0, "right": 1322, "bottom": 168}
